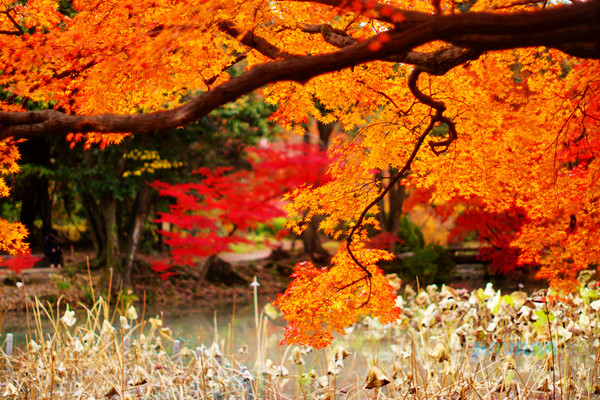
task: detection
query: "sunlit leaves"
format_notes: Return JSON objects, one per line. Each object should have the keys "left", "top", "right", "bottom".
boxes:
{"left": 0, "top": 138, "right": 29, "bottom": 254}
{"left": 0, "top": 219, "right": 29, "bottom": 255}
{"left": 275, "top": 234, "right": 400, "bottom": 348}
{"left": 0, "top": 0, "right": 599, "bottom": 330}
{"left": 122, "top": 149, "right": 182, "bottom": 177}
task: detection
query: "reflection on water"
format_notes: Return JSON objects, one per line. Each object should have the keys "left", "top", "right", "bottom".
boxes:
{"left": 154, "top": 300, "right": 289, "bottom": 360}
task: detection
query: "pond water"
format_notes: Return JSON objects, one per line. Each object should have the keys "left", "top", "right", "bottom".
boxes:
{"left": 1, "top": 299, "right": 271, "bottom": 349}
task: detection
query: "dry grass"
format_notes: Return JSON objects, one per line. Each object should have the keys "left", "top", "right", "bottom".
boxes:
{"left": 1, "top": 279, "right": 600, "bottom": 400}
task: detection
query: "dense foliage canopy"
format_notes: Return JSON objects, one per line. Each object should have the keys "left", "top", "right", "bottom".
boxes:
{"left": 1, "top": 0, "right": 600, "bottom": 346}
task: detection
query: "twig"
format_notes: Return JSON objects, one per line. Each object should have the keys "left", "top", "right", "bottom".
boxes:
{"left": 1, "top": 8, "right": 24, "bottom": 36}
{"left": 344, "top": 67, "right": 458, "bottom": 307}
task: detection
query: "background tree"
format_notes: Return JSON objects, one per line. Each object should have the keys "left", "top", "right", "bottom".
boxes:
{"left": 151, "top": 142, "right": 329, "bottom": 282}
{"left": 1, "top": 92, "right": 278, "bottom": 284}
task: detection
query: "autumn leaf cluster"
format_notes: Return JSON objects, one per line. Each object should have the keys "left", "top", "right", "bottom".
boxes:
{"left": 274, "top": 234, "right": 400, "bottom": 348}
{"left": 151, "top": 143, "right": 329, "bottom": 278}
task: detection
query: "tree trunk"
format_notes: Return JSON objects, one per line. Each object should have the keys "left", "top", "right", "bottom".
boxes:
{"left": 16, "top": 137, "right": 53, "bottom": 246}
{"left": 377, "top": 169, "right": 407, "bottom": 252}
{"left": 300, "top": 127, "right": 332, "bottom": 263}
{"left": 81, "top": 191, "right": 106, "bottom": 260}
{"left": 123, "top": 185, "right": 151, "bottom": 288}
{"left": 19, "top": 174, "right": 52, "bottom": 246}
{"left": 198, "top": 254, "right": 217, "bottom": 283}
{"left": 316, "top": 120, "right": 334, "bottom": 150}
{"left": 103, "top": 195, "right": 121, "bottom": 269}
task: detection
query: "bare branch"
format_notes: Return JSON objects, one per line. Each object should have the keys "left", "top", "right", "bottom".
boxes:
{"left": 491, "top": 0, "right": 546, "bottom": 9}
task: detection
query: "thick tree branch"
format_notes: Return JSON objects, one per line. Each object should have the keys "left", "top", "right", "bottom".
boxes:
{"left": 1, "top": 0, "right": 599, "bottom": 139}
{"left": 302, "top": 0, "right": 600, "bottom": 58}
{"left": 218, "top": 20, "right": 299, "bottom": 60}
{"left": 302, "top": 23, "right": 482, "bottom": 75}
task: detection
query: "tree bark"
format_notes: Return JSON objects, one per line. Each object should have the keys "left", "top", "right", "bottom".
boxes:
{"left": 377, "top": 173, "right": 407, "bottom": 252}
{"left": 19, "top": 174, "right": 51, "bottom": 246}
{"left": 81, "top": 191, "right": 105, "bottom": 260}
{"left": 102, "top": 195, "right": 121, "bottom": 269}
{"left": 123, "top": 185, "right": 151, "bottom": 288}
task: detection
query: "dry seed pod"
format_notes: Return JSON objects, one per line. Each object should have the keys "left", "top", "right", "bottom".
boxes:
{"left": 558, "top": 376, "right": 576, "bottom": 392}
{"left": 507, "top": 380, "right": 519, "bottom": 397}
{"left": 440, "top": 284, "right": 458, "bottom": 299}
{"left": 364, "top": 366, "right": 391, "bottom": 389}
{"left": 504, "top": 355, "right": 516, "bottom": 371}
{"left": 105, "top": 387, "right": 120, "bottom": 400}
{"left": 206, "top": 367, "right": 215, "bottom": 379}
{"left": 577, "top": 362, "right": 587, "bottom": 382}
{"left": 426, "top": 284, "right": 439, "bottom": 297}
{"left": 275, "top": 365, "right": 289, "bottom": 377}
{"left": 404, "top": 285, "right": 416, "bottom": 300}
{"left": 327, "top": 361, "right": 340, "bottom": 376}
{"left": 206, "top": 342, "right": 222, "bottom": 358}
{"left": 429, "top": 343, "right": 449, "bottom": 363}
{"left": 416, "top": 291, "right": 431, "bottom": 307}
{"left": 577, "top": 269, "right": 596, "bottom": 286}
{"left": 392, "top": 362, "right": 403, "bottom": 379}
{"left": 2, "top": 383, "right": 17, "bottom": 397}
{"left": 385, "top": 273, "right": 402, "bottom": 291}
{"left": 317, "top": 375, "right": 329, "bottom": 388}
{"left": 535, "top": 377, "right": 550, "bottom": 392}
{"left": 333, "top": 345, "right": 350, "bottom": 365}
{"left": 450, "top": 332, "right": 462, "bottom": 352}
{"left": 289, "top": 347, "right": 305, "bottom": 365}
{"left": 542, "top": 354, "right": 554, "bottom": 371}
{"left": 442, "top": 360, "right": 453, "bottom": 375}
{"left": 159, "top": 327, "right": 172, "bottom": 339}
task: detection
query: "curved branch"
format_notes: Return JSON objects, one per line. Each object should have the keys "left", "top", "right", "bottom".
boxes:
{"left": 302, "top": 0, "right": 600, "bottom": 58}
{"left": 406, "top": 69, "right": 458, "bottom": 153}
{"left": 343, "top": 67, "right": 457, "bottom": 305}
{"left": 218, "top": 20, "right": 299, "bottom": 60}
{"left": 301, "top": 22, "right": 482, "bottom": 75}
{"left": 294, "top": 0, "right": 429, "bottom": 26}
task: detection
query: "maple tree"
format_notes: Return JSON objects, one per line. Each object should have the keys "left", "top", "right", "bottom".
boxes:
{"left": 151, "top": 142, "right": 329, "bottom": 280}
{"left": 1, "top": 0, "right": 600, "bottom": 346}
{"left": 439, "top": 195, "right": 536, "bottom": 275}
{"left": 0, "top": 252, "right": 41, "bottom": 274}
